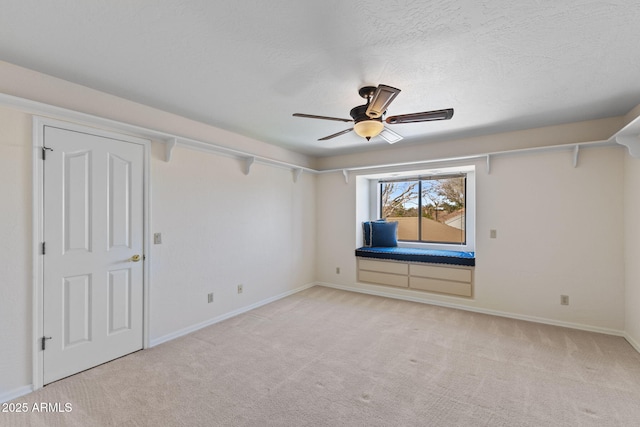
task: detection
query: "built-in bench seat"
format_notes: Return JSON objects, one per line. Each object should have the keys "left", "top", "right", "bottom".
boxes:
{"left": 355, "top": 247, "right": 476, "bottom": 297}
{"left": 355, "top": 246, "right": 475, "bottom": 267}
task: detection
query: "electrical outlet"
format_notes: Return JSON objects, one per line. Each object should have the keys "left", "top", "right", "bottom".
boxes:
{"left": 237, "top": 284, "right": 243, "bottom": 294}
{"left": 207, "top": 292, "right": 214, "bottom": 303}
{"left": 154, "top": 233, "right": 162, "bottom": 244}
{"left": 336, "top": 267, "right": 341, "bottom": 274}
{"left": 560, "top": 295, "right": 569, "bottom": 306}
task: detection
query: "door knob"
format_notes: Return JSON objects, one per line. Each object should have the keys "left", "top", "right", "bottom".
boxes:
{"left": 128, "top": 254, "right": 141, "bottom": 262}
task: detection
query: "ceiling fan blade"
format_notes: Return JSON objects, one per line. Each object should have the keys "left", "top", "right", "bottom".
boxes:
{"left": 293, "top": 113, "right": 353, "bottom": 123}
{"left": 379, "top": 127, "right": 403, "bottom": 144}
{"left": 385, "top": 108, "right": 454, "bottom": 124}
{"left": 365, "top": 84, "right": 401, "bottom": 119}
{"left": 318, "top": 128, "right": 353, "bottom": 141}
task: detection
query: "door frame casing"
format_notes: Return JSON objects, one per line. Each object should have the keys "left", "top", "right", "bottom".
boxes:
{"left": 32, "top": 117, "right": 152, "bottom": 390}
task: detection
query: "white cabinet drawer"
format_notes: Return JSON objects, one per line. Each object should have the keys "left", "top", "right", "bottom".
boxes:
{"left": 409, "top": 277, "right": 472, "bottom": 297}
{"left": 358, "top": 270, "right": 408, "bottom": 288}
{"left": 410, "top": 264, "right": 472, "bottom": 283}
{"left": 359, "top": 259, "right": 408, "bottom": 275}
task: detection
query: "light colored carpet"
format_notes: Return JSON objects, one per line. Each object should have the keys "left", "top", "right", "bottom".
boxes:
{"left": 4, "top": 286, "right": 640, "bottom": 426}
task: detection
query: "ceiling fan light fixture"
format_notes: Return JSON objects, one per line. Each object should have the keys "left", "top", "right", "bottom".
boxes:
{"left": 354, "top": 120, "right": 384, "bottom": 140}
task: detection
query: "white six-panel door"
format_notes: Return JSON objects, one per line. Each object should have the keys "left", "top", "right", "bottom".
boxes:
{"left": 42, "top": 125, "right": 144, "bottom": 384}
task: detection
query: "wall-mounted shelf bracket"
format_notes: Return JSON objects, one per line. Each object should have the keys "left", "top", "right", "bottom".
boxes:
{"left": 610, "top": 108, "right": 640, "bottom": 158}
{"left": 165, "top": 138, "right": 177, "bottom": 162}
{"left": 292, "top": 168, "right": 303, "bottom": 183}
{"left": 342, "top": 169, "right": 349, "bottom": 183}
{"left": 243, "top": 156, "right": 255, "bottom": 175}
{"left": 486, "top": 154, "right": 491, "bottom": 174}
{"left": 572, "top": 145, "right": 580, "bottom": 168}
{"left": 616, "top": 135, "right": 640, "bottom": 158}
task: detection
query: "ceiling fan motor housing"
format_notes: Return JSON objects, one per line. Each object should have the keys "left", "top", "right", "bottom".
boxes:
{"left": 350, "top": 105, "right": 381, "bottom": 124}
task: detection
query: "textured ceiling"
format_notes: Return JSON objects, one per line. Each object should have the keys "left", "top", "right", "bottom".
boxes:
{"left": 1, "top": 0, "right": 640, "bottom": 157}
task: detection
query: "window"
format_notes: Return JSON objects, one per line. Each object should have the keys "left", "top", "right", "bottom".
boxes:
{"left": 379, "top": 174, "right": 466, "bottom": 245}
{"left": 356, "top": 165, "right": 474, "bottom": 252}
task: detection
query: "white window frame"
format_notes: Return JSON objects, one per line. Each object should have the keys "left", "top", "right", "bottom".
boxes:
{"left": 359, "top": 165, "right": 475, "bottom": 252}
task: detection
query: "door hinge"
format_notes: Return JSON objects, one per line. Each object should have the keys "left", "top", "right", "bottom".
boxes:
{"left": 42, "top": 146, "right": 53, "bottom": 160}
{"left": 41, "top": 242, "right": 46, "bottom": 255}
{"left": 41, "top": 336, "right": 52, "bottom": 351}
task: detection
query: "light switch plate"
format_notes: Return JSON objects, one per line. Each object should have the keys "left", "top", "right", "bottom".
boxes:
{"left": 154, "top": 233, "right": 162, "bottom": 244}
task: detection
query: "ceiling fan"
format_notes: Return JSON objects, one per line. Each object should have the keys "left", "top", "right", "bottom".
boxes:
{"left": 293, "top": 84, "right": 453, "bottom": 144}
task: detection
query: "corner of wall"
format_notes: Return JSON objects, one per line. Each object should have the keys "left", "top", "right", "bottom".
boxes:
{"left": 624, "top": 153, "right": 640, "bottom": 350}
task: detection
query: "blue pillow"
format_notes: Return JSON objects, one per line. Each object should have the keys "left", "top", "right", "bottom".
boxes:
{"left": 363, "top": 220, "right": 386, "bottom": 247}
{"left": 370, "top": 221, "right": 398, "bottom": 247}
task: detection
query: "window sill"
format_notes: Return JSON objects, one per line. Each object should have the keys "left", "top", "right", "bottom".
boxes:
{"left": 397, "top": 241, "right": 474, "bottom": 253}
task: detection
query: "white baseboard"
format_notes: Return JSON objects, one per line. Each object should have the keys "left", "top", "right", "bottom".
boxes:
{"left": 316, "top": 282, "right": 627, "bottom": 338}
{"left": 0, "top": 385, "right": 33, "bottom": 404}
{"left": 624, "top": 332, "right": 640, "bottom": 353}
{"left": 150, "top": 282, "right": 316, "bottom": 347}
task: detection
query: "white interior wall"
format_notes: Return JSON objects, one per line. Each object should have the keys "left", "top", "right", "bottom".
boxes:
{"left": 317, "top": 145, "right": 626, "bottom": 332}
{"left": 624, "top": 152, "right": 640, "bottom": 350}
{"left": 476, "top": 146, "right": 624, "bottom": 330}
{"left": 0, "top": 107, "right": 32, "bottom": 400}
{"left": 149, "top": 143, "right": 316, "bottom": 342}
